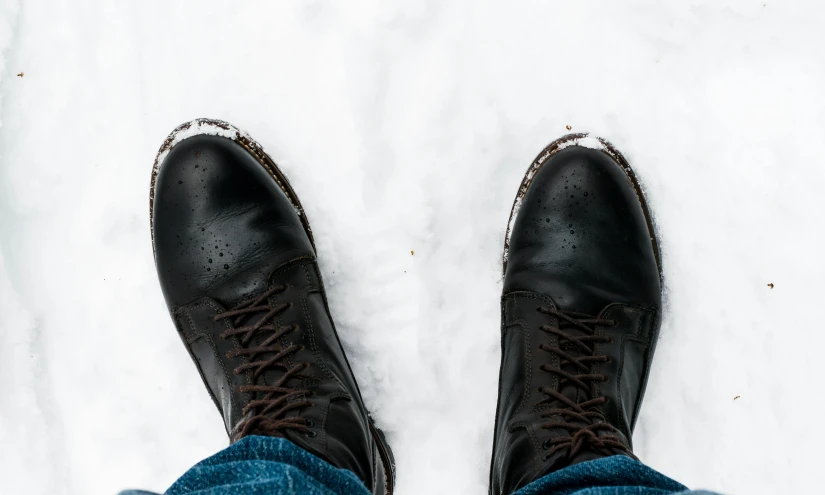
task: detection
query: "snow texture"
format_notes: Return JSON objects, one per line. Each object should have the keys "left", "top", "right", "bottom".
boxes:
{"left": 1, "top": 1, "right": 824, "bottom": 494}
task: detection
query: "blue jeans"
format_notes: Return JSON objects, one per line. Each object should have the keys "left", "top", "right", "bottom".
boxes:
{"left": 119, "top": 436, "right": 718, "bottom": 495}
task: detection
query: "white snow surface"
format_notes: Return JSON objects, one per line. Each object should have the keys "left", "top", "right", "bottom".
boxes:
{"left": 1, "top": 1, "right": 824, "bottom": 494}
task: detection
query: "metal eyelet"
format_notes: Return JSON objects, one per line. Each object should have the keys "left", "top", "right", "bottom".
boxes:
{"left": 306, "top": 429, "right": 317, "bottom": 438}
{"left": 542, "top": 439, "right": 550, "bottom": 450}
{"left": 306, "top": 420, "right": 314, "bottom": 428}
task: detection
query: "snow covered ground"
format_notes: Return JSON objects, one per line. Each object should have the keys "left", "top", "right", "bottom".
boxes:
{"left": 1, "top": 1, "right": 824, "bottom": 494}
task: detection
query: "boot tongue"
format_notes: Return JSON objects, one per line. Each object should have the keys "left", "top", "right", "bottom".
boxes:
{"left": 214, "top": 263, "right": 300, "bottom": 415}
{"left": 568, "top": 450, "right": 607, "bottom": 465}
{"left": 555, "top": 320, "right": 594, "bottom": 406}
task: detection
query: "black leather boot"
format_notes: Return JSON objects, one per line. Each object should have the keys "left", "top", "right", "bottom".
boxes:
{"left": 489, "top": 135, "right": 663, "bottom": 494}
{"left": 151, "top": 119, "right": 395, "bottom": 495}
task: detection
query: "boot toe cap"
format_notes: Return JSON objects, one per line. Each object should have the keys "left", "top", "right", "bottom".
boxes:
{"left": 504, "top": 142, "right": 661, "bottom": 314}
{"left": 152, "top": 133, "right": 314, "bottom": 307}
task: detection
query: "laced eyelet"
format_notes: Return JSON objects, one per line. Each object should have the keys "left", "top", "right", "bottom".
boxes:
{"left": 542, "top": 439, "right": 550, "bottom": 450}
{"left": 306, "top": 419, "right": 314, "bottom": 428}
{"left": 216, "top": 285, "right": 315, "bottom": 437}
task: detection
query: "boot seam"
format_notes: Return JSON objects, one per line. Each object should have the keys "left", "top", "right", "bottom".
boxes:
{"left": 175, "top": 299, "right": 245, "bottom": 436}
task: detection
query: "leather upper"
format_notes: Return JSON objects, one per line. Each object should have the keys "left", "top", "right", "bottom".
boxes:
{"left": 491, "top": 144, "right": 662, "bottom": 495}
{"left": 152, "top": 134, "right": 386, "bottom": 493}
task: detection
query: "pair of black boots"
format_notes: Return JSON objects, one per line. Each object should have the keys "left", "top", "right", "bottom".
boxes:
{"left": 151, "top": 119, "right": 662, "bottom": 495}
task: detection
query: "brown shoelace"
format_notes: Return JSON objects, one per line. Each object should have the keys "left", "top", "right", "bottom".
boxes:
{"left": 535, "top": 306, "right": 634, "bottom": 461}
{"left": 214, "top": 285, "right": 314, "bottom": 441}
